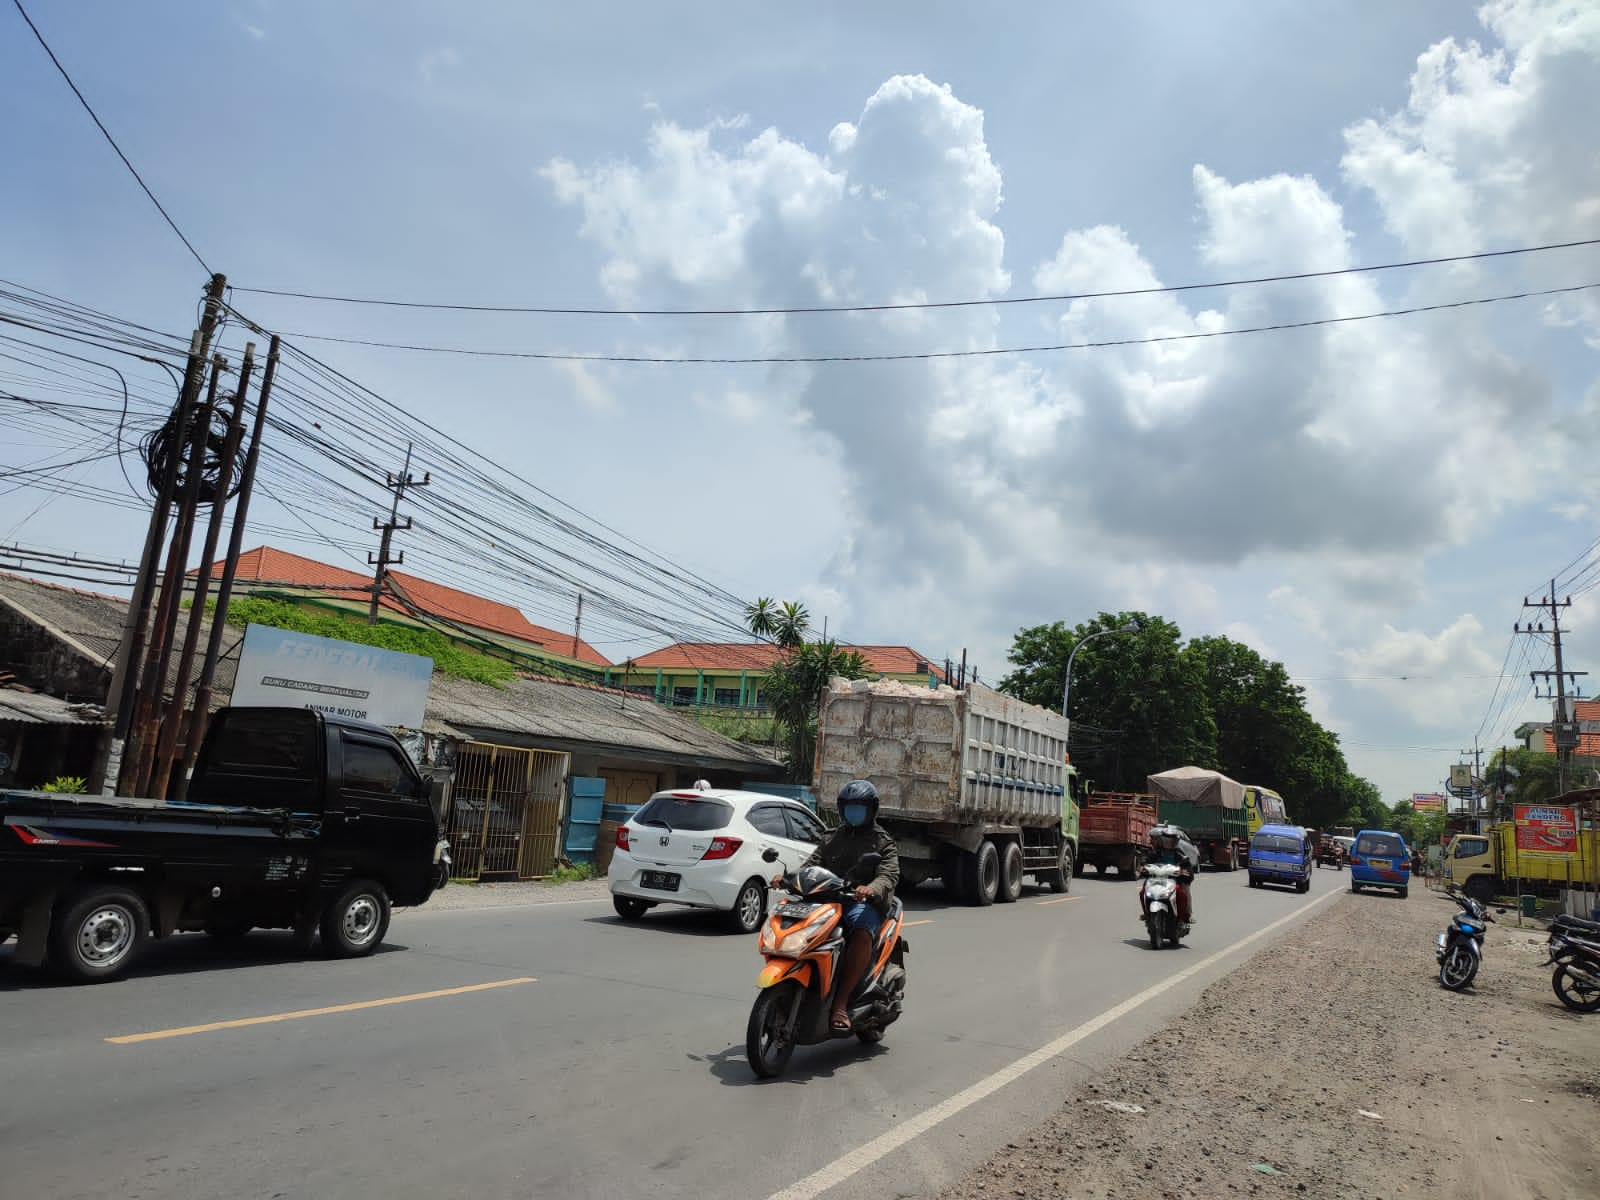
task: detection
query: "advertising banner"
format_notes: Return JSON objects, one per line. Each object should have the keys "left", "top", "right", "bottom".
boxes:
{"left": 231, "top": 623, "right": 432, "bottom": 728}
{"left": 1449, "top": 764, "right": 1472, "bottom": 790}
{"left": 1411, "top": 793, "right": 1446, "bottom": 812}
{"left": 1512, "top": 804, "right": 1578, "bottom": 856}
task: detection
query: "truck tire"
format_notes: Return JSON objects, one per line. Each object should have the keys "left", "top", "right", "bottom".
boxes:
{"left": 967, "top": 841, "right": 999, "bottom": 907}
{"left": 996, "top": 841, "right": 1023, "bottom": 903}
{"left": 1045, "top": 842, "right": 1073, "bottom": 894}
{"left": 49, "top": 884, "right": 149, "bottom": 983}
{"left": 1225, "top": 845, "right": 1239, "bottom": 871}
{"left": 320, "top": 879, "right": 392, "bottom": 958}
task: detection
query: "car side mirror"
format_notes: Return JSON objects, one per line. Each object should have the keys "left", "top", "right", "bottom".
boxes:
{"left": 762, "top": 847, "right": 781, "bottom": 863}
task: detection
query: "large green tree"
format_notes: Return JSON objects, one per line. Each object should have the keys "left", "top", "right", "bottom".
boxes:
{"left": 745, "top": 598, "right": 868, "bottom": 783}
{"left": 1000, "top": 612, "right": 1216, "bottom": 791}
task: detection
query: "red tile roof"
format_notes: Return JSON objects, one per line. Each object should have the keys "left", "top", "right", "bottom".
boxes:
{"left": 626, "top": 641, "right": 944, "bottom": 678}
{"left": 214, "top": 546, "right": 611, "bottom": 665}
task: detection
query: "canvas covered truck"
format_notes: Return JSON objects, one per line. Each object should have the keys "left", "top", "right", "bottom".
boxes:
{"left": 813, "top": 678, "right": 1079, "bottom": 906}
{"left": 1147, "top": 766, "right": 1252, "bottom": 870}
{"left": 1444, "top": 814, "right": 1599, "bottom": 902}
{"left": 1077, "top": 792, "right": 1158, "bottom": 877}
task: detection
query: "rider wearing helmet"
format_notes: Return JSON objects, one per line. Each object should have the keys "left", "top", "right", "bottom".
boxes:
{"left": 775, "top": 779, "right": 899, "bottom": 1034}
{"left": 1143, "top": 823, "right": 1198, "bottom": 925}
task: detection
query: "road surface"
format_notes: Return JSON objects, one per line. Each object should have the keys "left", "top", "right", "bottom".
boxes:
{"left": 0, "top": 863, "right": 1342, "bottom": 1199}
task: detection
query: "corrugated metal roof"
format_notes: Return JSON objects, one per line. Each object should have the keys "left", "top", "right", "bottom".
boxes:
{"left": 0, "top": 690, "right": 106, "bottom": 726}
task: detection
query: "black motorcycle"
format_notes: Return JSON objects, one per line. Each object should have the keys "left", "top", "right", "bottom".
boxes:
{"left": 1547, "top": 914, "right": 1600, "bottom": 1013}
{"left": 1436, "top": 885, "right": 1495, "bottom": 991}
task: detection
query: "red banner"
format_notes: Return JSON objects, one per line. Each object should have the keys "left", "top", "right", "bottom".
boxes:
{"left": 1513, "top": 804, "right": 1578, "bottom": 855}
{"left": 1411, "top": 793, "right": 1445, "bottom": 813}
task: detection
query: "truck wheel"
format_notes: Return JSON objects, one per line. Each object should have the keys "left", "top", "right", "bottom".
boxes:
{"left": 996, "top": 842, "right": 1023, "bottom": 903}
{"left": 1225, "top": 845, "right": 1239, "bottom": 871}
{"left": 49, "top": 885, "right": 149, "bottom": 983}
{"left": 1046, "top": 843, "right": 1073, "bottom": 894}
{"left": 967, "top": 841, "right": 999, "bottom": 907}
{"left": 320, "top": 880, "right": 392, "bottom": 958}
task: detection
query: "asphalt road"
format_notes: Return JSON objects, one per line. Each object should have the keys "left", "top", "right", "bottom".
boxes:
{"left": 0, "top": 862, "right": 1345, "bottom": 1200}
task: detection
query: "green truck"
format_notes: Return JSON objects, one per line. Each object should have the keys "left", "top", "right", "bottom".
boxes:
{"left": 1146, "top": 767, "right": 1287, "bottom": 871}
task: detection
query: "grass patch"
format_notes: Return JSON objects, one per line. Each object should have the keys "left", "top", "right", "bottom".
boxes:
{"left": 549, "top": 862, "right": 597, "bottom": 884}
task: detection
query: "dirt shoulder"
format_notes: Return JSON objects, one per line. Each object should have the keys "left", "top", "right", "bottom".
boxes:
{"left": 940, "top": 882, "right": 1600, "bottom": 1200}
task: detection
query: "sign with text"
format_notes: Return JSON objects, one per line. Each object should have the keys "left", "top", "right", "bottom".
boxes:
{"left": 1449, "top": 764, "right": 1472, "bottom": 790}
{"left": 1512, "top": 804, "right": 1578, "bottom": 856}
{"left": 232, "top": 623, "right": 432, "bottom": 729}
{"left": 1411, "top": 793, "right": 1446, "bottom": 813}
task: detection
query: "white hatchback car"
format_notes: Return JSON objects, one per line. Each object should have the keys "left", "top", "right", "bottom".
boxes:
{"left": 608, "top": 787, "right": 827, "bottom": 933}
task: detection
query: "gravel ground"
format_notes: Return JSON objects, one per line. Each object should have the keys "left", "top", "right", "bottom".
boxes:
{"left": 940, "top": 881, "right": 1599, "bottom": 1200}
{"left": 406, "top": 877, "right": 611, "bottom": 912}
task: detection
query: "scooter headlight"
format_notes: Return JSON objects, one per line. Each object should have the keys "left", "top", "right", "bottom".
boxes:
{"left": 760, "top": 907, "right": 833, "bottom": 956}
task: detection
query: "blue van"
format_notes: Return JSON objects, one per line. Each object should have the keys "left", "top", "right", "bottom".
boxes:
{"left": 1247, "top": 823, "right": 1313, "bottom": 893}
{"left": 1349, "top": 828, "right": 1411, "bottom": 898}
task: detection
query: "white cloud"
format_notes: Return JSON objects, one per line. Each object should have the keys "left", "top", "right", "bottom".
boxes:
{"left": 1339, "top": 615, "right": 1502, "bottom": 727}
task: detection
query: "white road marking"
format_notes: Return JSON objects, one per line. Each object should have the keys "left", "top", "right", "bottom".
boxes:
{"left": 766, "top": 886, "right": 1342, "bottom": 1200}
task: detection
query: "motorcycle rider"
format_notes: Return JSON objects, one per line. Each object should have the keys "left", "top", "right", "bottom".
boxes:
{"left": 773, "top": 779, "right": 899, "bottom": 1034}
{"left": 1141, "top": 823, "right": 1197, "bottom": 926}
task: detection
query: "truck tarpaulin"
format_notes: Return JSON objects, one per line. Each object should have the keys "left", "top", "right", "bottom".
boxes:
{"left": 1146, "top": 766, "right": 1246, "bottom": 811}
{"left": 1513, "top": 804, "right": 1579, "bottom": 856}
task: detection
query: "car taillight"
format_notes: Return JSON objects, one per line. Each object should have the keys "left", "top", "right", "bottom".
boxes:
{"left": 615, "top": 825, "right": 630, "bottom": 851}
{"left": 1398, "top": 860, "right": 1410, "bottom": 872}
{"left": 701, "top": 836, "right": 743, "bottom": 860}
{"left": 1349, "top": 855, "right": 1362, "bottom": 865}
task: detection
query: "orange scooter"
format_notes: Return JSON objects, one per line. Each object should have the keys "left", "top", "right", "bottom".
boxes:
{"left": 746, "top": 848, "right": 908, "bottom": 1078}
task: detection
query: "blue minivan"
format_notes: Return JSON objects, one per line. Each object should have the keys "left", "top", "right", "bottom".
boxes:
{"left": 1349, "top": 829, "right": 1411, "bottom": 898}
{"left": 1247, "top": 823, "right": 1313, "bottom": 893}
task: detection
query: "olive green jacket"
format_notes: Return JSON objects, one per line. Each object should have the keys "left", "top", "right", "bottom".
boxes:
{"left": 801, "top": 822, "right": 900, "bottom": 913}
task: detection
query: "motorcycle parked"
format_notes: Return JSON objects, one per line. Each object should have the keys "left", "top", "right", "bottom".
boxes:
{"left": 1139, "top": 863, "right": 1189, "bottom": 949}
{"left": 1546, "top": 915, "right": 1600, "bottom": 1013}
{"left": 746, "top": 848, "right": 908, "bottom": 1079}
{"left": 1436, "top": 885, "right": 1494, "bottom": 990}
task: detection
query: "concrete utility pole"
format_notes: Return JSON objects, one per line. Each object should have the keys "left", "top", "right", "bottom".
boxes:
{"left": 1521, "top": 579, "right": 1587, "bottom": 798}
{"left": 368, "top": 443, "right": 428, "bottom": 624}
{"left": 1458, "top": 738, "right": 1483, "bottom": 816}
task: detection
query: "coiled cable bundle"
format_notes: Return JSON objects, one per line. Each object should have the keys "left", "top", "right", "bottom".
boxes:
{"left": 140, "top": 395, "right": 242, "bottom": 505}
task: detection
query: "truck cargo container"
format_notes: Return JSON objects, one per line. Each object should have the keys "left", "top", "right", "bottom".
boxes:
{"left": 1077, "top": 793, "right": 1157, "bottom": 877}
{"left": 1147, "top": 766, "right": 1252, "bottom": 870}
{"left": 813, "top": 678, "right": 1079, "bottom": 906}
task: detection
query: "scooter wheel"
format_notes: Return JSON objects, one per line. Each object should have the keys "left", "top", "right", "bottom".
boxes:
{"left": 1438, "top": 943, "right": 1479, "bottom": 991}
{"left": 1552, "top": 964, "right": 1600, "bottom": 1012}
{"left": 747, "top": 981, "right": 802, "bottom": 1078}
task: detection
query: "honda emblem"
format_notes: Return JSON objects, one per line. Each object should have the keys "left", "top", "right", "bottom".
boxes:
{"left": 660, "top": 835, "right": 670, "bottom": 846}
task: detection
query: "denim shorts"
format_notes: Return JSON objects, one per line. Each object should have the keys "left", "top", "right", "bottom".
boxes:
{"left": 842, "top": 900, "right": 883, "bottom": 936}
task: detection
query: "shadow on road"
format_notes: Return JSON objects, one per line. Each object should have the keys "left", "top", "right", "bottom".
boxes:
{"left": 1120, "top": 938, "right": 1194, "bottom": 952}
{"left": 0, "top": 933, "right": 407, "bottom": 989}
{"left": 581, "top": 910, "right": 741, "bottom": 938}
{"left": 696, "top": 1039, "right": 888, "bottom": 1087}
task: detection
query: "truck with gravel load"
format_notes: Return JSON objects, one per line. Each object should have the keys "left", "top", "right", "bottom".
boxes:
{"left": 1077, "top": 792, "right": 1158, "bottom": 877}
{"left": 813, "top": 678, "right": 1080, "bottom": 905}
{"left": 1146, "top": 767, "right": 1289, "bottom": 871}
{"left": 0, "top": 706, "right": 449, "bottom": 983}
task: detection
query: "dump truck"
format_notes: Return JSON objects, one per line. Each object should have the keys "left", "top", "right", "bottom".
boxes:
{"left": 1145, "top": 767, "right": 1287, "bottom": 871}
{"left": 1077, "top": 792, "right": 1157, "bottom": 877}
{"left": 813, "top": 678, "right": 1079, "bottom": 906}
{"left": 1444, "top": 812, "right": 1600, "bottom": 902}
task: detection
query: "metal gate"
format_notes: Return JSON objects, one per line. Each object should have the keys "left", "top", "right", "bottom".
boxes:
{"left": 446, "top": 743, "right": 569, "bottom": 881}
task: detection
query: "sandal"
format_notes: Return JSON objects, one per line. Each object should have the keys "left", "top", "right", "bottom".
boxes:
{"left": 830, "top": 1012, "right": 852, "bottom": 1034}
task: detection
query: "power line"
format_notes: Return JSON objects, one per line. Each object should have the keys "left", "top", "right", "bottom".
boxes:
{"left": 258, "top": 282, "right": 1600, "bottom": 365}
{"left": 9, "top": 0, "right": 211, "bottom": 276}
{"left": 232, "top": 237, "right": 1600, "bottom": 317}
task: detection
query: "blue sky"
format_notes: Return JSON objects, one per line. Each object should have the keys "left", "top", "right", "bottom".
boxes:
{"left": 4, "top": 1, "right": 1599, "bottom": 802}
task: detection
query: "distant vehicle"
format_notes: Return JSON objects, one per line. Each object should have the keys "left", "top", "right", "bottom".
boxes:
{"left": 1248, "top": 824, "right": 1313, "bottom": 892}
{"left": 1350, "top": 829, "right": 1411, "bottom": 898}
{"left": 814, "top": 679, "right": 1079, "bottom": 905}
{"left": 1, "top": 707, "right": 450, "bottom": 983}
{"left": 1078, "top": 792, "right": 1157, "bottom": 877}
{"left": 608, "top": 788, "right": 824, "bottom": 932}
{"left": 1443, "top": 817, "right": 1599, "bottom": 903}
{"left": 1315, "top": 836, "right": 1345, "bottom": 869}
{"left": 1146, "top": 769, "right": 1286, "bottom": 871}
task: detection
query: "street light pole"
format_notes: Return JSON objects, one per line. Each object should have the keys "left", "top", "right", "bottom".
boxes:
{"left": 1060, "top": 623, "right": 1139, "bottom": 739}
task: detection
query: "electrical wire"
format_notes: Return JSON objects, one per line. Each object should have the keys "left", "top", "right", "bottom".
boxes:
{"left": 258, "top": 282, "right": 1600, "bottom": 365}
{"left": 232, "top": 237, "right": 1600, "bottom": 317}
{"left": 9, "top": 0, "right": 211, "bottom": 275}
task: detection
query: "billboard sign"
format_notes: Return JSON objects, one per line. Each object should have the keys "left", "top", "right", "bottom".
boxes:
{"left": 1411, "top": 793, "right": 1446, "bottom": 813}
{"left": 1512, "top": 804, "right": 1578, "bottom": 856}
{"left": 1449, "top": 764, "right": 1472, "bottom": 791}
{"left": 232, "top": 623, "right": 432, "bottom": 729}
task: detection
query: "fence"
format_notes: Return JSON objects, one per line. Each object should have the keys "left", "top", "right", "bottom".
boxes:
{"left": 445, "top": 742, "right": 569, "bottom": 881}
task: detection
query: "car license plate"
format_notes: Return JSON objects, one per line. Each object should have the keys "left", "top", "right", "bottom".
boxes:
{"left": 640, "top": 870, "right": 680, "bottom": 892}
{"left": 1369, "top": 858, "right": 1389, "bottom": 869}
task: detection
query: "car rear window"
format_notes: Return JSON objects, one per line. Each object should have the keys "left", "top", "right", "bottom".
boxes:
{"left": 1253, "top": 834, "right": 1303, "bottom": 854}
{"left": 634, "top": 795, "right": 733, "bottom": 832}
{"left": 1356, "top": 833, "right": 1404, "bottom": 857}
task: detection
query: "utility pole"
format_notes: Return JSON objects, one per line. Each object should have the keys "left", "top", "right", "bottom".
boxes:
{"left": 1520, "top": 579, "right": 1586, "bottom": 798}
{"left": 368, "top": 443, "right": 428, "bottom": 624}
{"left": 571, "top": 593, "right": 584, "bottom": 660}
{"left": 1458, "top": 737, "right": 1483, "bottom": 817}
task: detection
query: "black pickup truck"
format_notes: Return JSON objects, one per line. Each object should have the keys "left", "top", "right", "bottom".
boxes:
{"left": 0, "top": 707, "right": 449, "bottom": 983}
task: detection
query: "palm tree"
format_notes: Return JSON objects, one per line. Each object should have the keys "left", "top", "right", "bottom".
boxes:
{"left": 774, "top": 601, "right": 811, "bottom": 649}
{"left": 745, "top": 597, "right": 779, "bottom": 641}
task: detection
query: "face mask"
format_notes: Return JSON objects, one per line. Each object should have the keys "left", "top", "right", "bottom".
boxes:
{"left": 841, "top": 803, "right": 870, "bottom": 828}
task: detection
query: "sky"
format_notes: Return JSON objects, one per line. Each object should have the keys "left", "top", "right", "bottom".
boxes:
{"left": 3, "top": 0, "right": 1599, "bottom": 804}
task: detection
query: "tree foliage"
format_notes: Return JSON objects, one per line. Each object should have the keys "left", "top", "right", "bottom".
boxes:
{"left": 746, "top": 599, "right": 869, "bottom": 782}
{"left": 1001, "top": 610, "right": 1384, "bottom": 827}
